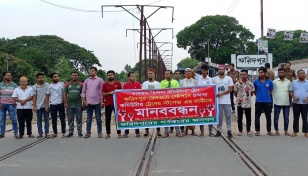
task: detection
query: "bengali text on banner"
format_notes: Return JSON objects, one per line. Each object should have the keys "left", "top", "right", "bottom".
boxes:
{"left": 114, "top": 85, "right": 219, "bottom": 129}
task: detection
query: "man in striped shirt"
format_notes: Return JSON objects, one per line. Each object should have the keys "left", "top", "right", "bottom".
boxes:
{"left": 0, "top": 71, "right": 19, "bottom": 138}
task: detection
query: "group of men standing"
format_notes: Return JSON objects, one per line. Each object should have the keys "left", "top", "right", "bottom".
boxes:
{"left": 1, "top": 61, "right": 307, "bottom": 140}
{"left": 221, "top": 61, "right": 307, "bottom": 138}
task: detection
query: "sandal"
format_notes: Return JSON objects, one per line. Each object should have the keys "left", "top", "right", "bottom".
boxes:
{"left": 162, "top": 133, "right": 169, "bottom": 138}
{"left": 118, "top": 134, "right": 122, "bottom": 138}
{"left": 275, "top": 132, "right": 280, "bottom": 136}
{"left": 176, "top": 132, "right": 183, "bottom": 137}
{"left": 52, "top": 134, "right": 58, "bottom": 138}
{"left": 61, "top": 134, "right": 66, "bottom": 138}
{"left": 105, "top": 134, "right": 110, "bottom": 139}
{"left": 123, "top": 134, "right": 128, "bottom": 138}
{"left": 247, "top": 132, "right": 253, "bottom": 137}
{"left": 136, "top": 134, "right": 141, "bottom": 138}
{"left": 267, "top": 132, "right": 275, "bottom": 136}
{"left": 199, "top": 133, "right": 204, "bottom": 138}
{"left": 284, "top": 132, "right": 290, "bottom": 136}
{"left": 209, "top": 132, "right": 215, "bottom": 137}
{"left": 255, "top": 132, "right": 260, "bottom": 136}
{"left": 290, "top": 132, "right": 297, "bottom": 137}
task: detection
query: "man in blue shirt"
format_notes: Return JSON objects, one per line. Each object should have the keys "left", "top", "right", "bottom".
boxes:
{"left": 254, "top": 67, "right": 274, "bottom": 136}
{"left": 289, "top": 69, "right": 308, "bottom": 137}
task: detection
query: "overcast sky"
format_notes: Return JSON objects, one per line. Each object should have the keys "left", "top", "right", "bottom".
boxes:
{"left": 1, "top": 0, "right": 307, "bottom": 72}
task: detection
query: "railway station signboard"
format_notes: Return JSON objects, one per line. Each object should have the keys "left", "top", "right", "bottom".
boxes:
{"left": 114, "top": 86, "right": 218, "bottom": 129}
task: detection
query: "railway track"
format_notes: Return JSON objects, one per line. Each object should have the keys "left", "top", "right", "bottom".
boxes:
{"left": 131, "top": 128, "right": 157, "bottom": 176}
{"left": 0, "top": 117, "right": 88, "bottom": 162}
{"left": 212, "top": 112, "right": 271, "bottom": 176}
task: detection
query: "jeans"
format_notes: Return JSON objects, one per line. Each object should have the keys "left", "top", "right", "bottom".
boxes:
{"left": 17, "top": 109, "right": 33, "bottom": 136}
{"left": 217, "top": 104, "right": 232, "bottom": 132}
{"left": 237, "top": 107, "right": 251, "bottom": 132}
{"left": 199, "top": 125, "right": 213, "bottom": 133}
{"left": 292, "top": 103, "right": 308, "bottom": 133}
{"left": 86, "top": 104, "right": 102, "bottom": 134}
{"left": 274, "top": 105, "right": 290, "bottom": 131}
{"left": 37, "top": 107, "right": 50, "bottom": 135}
{"left": 67, "top": 106, "right": 83, "bottom": 134}
{"left": 0, "top": 104, "right": 18, "bottom": 135}
{"left": 50, "top": 103, "right": 66, "bottom": 134}
{"left": 255, "top": 102, "right": 272, "bottom": 132}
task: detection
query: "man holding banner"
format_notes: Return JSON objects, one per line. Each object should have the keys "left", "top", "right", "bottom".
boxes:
{"left": 213, "top": 65, "right": 234, "bottom": 138}
{"left": 192, "top": 63, "right": 215, "bottom": 137}
{"left": 122, "top": 72, "right": 142, "bottom": 138}
{"left": 159, "top": 70, "right": 181, "bottom": 138}
{"left": 142, "top": 69, "right": 161, "bottom": 138}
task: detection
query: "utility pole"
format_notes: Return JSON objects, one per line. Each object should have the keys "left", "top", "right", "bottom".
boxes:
{"left": 260, "top": 0, "right": 264, "bottom": 38}
{"left": 102, "top": 4, "right": 174, "bottom": 83}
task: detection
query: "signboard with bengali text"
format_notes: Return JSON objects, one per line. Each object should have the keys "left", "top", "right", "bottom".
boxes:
{"left": 114, "top": 86, "right": 218, "bottom": 129}
{"left": 236, "top": 54, "right": 267, "bottom": 68}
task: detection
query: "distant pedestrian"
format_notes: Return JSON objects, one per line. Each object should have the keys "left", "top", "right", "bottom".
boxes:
{"left": 160, "top": 70, "right": 180, "bottom": 138}
{"left": 213, "top": 65, "right": 234, "bottom": 138}
{"left": 174, "top": 70, "right": 182, "bottom": 85}
{"left": 234, "top": 70, "right": 255, "bottom": 136}
{"left": 12, "top": 76, "right": 34, "bottom": 139}
{"left": 102, "top": 70, "right": 123, "bottom": 139}
{"left": 265, "top": 63, "right": 275, "bottom": 81}
{"left": 289, "top": 69, "right": 308, "bottom": 137}
{"left": 0, "top": 71, "right": 18, "bottom": 138}
{"left": 192, "top": 63, "right": 214, "bottom": 137}
{"left": 123, "top": 71, "right": 141, "bottom": 138}
{"left": 273, "top": 68, "right": 291, "bottom": 136}
{"left": 254, "top": 67, "right": 274, "bottom": 136}
{"left": 284, "top": 61, "right": 297, "bottom": 82}
{"left": 46, "top": 72, "right": 66, "bottom": 138}
{"left": 142, "top": 69, "right": 161, "bottom": 138}
{"left": 64, "top": 71, "right": 83, "bottom": 138}
{"left": 227, "top": 63, "right": 239, "bottom": 113}
{"left": 32, "top": 73, "right": 50, "bottom": 138}
{"left": 81, "top": 66, "right": 104, "bottom": 139}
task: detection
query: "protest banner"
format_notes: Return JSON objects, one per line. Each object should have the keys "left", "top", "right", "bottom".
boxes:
{"left": 114, "top": 85, "right": 218, "bottom": 129}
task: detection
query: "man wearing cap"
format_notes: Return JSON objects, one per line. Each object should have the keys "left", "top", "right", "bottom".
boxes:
{"left": 180, "top": 68, "right": 198, "bottom": 136}
{"left": 213, "top": 65, "right": 234, "bottom": 138}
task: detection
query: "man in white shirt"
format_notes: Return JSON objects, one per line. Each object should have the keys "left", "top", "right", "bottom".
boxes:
{"left": 46, "top": 72, "right": 66, "bottom": 138}
{"left": 142, "top": 69, "right": 161, "bottom": 137}
{"left": 12, "top": 76, "right": 34, "bottom": 139}
{"left": 180, "top": 68, "right": 198, "bottom": 136}
{"left": 213, "top": 65, "right": 234, "bottom": 138}
{"left": 192, "top": 63, "right": 214, "bottom": 137}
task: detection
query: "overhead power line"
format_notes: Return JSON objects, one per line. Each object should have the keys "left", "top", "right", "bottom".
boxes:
{"left": 225, "top": 0, "right": 239, "bottom": 15}
{"left": 39, "top": 0, "right": 163, "bottom": 13}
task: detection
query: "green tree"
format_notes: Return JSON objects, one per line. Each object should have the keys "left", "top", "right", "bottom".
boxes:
{"left": 267, "top": 30, "right": 308, "bottom": 66}
{"left": 53, "top": 57, "right": 74, "bottom": 82}
{"left": 0, "top": 35, "right": 101, "bottom": 74}
{"left": 115, "top": 70, "right": 127, "bottom": 82}
{"left": 176, "top": 15, "right": 255, "bottom": 64}
{"left": 97, "top": 69, "right": 107, "bottom": 81}
{"left": 0, "top": 53, "right": 36, "bottom": 84}
{"left": 177, "top": 57, "right": 200, "bottom": 68}
{"left": 124, "top": 64, "right": 132, "bottom": 73}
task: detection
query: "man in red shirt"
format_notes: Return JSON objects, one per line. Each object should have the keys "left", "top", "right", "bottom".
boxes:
{"left": 123, "top": 71, "right": 141, "bottom": 138}
{"left": 102, "top": 70, "right": 122, "bottom": 139}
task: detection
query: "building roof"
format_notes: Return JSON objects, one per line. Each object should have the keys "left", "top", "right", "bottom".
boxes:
{"left": 273, "top": 58, "right": 308, "bottom": 71}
